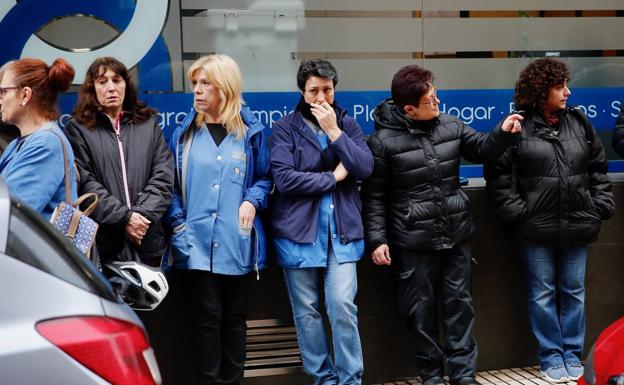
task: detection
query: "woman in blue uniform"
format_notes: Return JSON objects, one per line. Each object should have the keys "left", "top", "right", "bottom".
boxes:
{"left": 0, "top": 57, "right": 77, "bottom": 218}
{"left": 167, "top": 54, "right": 271, "bottom": 385}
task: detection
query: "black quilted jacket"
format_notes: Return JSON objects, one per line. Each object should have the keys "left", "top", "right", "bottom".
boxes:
{"left": 485, "top": 107, "right": 614, "bottom": 245}
{"left": 362, "top": 98, "right": 516, "bottom": 252}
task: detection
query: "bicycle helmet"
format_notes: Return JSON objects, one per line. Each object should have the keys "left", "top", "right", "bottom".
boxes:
{"left": 104, "top": 261, "right": 169, "bottom": 311}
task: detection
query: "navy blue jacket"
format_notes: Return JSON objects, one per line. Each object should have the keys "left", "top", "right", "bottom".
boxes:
{"left": 270, "top": 106, "right": 373, "bottom": 245}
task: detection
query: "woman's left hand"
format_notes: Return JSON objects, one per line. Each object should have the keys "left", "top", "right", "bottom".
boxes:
{"left": 239, "top": 200, "right": 257, "bottom": 229}
{"left": 126, "top": 212, "right": 151, "bottom": 246}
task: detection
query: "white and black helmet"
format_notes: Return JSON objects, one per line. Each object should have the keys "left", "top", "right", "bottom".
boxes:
{"left": 104, "top": 261, "right": 169, "bottom": 311}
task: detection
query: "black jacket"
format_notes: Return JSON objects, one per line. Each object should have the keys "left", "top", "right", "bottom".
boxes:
{"left": 612, "top": 104, "right": 624, "bottom": 157}
{"left": 485, "top": 107, "right": 614, "bottom": 245}
{"left": 65, "top": 114, "right": 174, "bottom": 264}
{"left": 362, "top": 99, "right": 516, "bottom": 252}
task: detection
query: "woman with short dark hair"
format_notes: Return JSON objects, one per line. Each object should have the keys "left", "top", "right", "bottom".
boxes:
{"left": 363, "top": 64, "right": 522, "bottom": 385}
{"left": 485, "top": 58, "right": 614, "bottom": 382}
{"left": 270, "top": 58, "right": 373, "bottom": 385}
{"left": 65, "top": 56, "right": 173, "bottom": 267}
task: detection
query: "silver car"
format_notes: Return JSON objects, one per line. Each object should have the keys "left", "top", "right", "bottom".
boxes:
{"left": 0, "top": 181, "right": 162, "bottom": 385}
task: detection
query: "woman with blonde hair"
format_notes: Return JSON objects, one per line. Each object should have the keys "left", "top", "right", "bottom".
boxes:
{"left": 167, "top": 54, "right": 271, "bottom": 385}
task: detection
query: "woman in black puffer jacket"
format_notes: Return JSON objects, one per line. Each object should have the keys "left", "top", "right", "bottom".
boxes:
{"left": 485, "top": 58, "right": 614, "bottom": 383}
{"left": 362, "top": 64, "right": 522, "bottom": 385}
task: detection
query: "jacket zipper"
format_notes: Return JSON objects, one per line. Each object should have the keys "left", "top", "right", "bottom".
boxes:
{"left": 245, "top": 138, "right": 260, "bottom": 280}
{"left": 253, "top": 223, "right": 260, "bottom": 280}
{"left": 114, "top": 112, "right": 132, "bottom": 208}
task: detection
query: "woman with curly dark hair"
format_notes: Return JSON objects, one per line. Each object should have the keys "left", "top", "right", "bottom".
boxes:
{"left": 485, "top": 58, "right": 614, "bottom": 382}
{"left": 65, "top": 57, "right": 173, "bottom": 269}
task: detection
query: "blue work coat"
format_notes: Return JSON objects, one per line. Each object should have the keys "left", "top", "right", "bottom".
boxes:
{"left": 269, "top": 106, "right": 373, "bottom": 250}
{"left": 0, "top": 122, "right": 77, "bottom": 219}
{"left": 167, "top": 107, "right": 271, "bottom": 275}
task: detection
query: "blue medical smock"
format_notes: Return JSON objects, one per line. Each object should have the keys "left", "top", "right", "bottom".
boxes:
{"left": 0, "top": 122, "right": 77, "bottom": 219}
{"left": 274, "top": 125, "right": 364, "bottom": 268}
{"left": 184, "top": 125, "right": 252, "bottom": 275}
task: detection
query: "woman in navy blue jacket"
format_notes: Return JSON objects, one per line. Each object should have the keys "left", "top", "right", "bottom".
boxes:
{"left": 167, "top": 54, "right": 271, "bottom": 385}
{"left": 270, "top": 59, "right": 373, "bottom": 385}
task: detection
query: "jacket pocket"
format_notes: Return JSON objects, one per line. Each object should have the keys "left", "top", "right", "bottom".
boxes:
{"left": 496, "top": 194, "right": 528, "bottom": 225}
{"left": 569, "top": 187, "right": 594, "bottom": 212}
{"left": 237, "top": 224, "right": 253, "bottom": 270}
{"left": 230, "top": 151, "right": 246, "bottom": 185}
{"left": 405, "top": 200, "right": 435, "bottom": 229}
{"left": 170, "top": 224, "right": 190, "bottom": 264}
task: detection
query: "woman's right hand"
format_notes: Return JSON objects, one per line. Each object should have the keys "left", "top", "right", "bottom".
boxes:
{"left": 371, "top": 244, "right": 391, "bottom": 265}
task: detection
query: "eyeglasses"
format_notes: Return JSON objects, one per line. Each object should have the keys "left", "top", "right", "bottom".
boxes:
{"left": 0, "top": 86, "right": 19, "bottom": 97}
{"left": 418, "top": 88, "right": 438, "bottom": 106}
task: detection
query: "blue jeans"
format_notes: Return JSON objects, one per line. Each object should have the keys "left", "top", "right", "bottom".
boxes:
{"left": 283, "top": 252, "right": 363, "bottom": 385}
{"left": 518, "top": 241, "right": 587, "bottom": 370}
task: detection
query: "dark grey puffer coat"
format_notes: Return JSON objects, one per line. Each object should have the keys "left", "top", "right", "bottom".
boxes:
{"left": 362, "top": 98, "right": 517, "bottom": 252}
{"left": 485, "top": 107, "right": 614, "bottom": 245}
{"left": 65, "top": 114, "right": 173, "bottom": 264}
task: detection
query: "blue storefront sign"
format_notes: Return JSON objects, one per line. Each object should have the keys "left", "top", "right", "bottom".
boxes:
{"left": 59, "top": 88, "right": 624, "bottom": 176}
{"left": 58, "top": 88, "right": 624, "bottom": 135}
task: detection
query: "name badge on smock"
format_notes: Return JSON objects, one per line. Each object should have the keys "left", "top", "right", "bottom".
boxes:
{"left": 232, "top": 151, "right": 246, "bottom": 161}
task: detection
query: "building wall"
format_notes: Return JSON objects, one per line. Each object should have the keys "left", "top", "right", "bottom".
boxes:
{"left": 141, "top": 179, "right": 624, "bottom": 384}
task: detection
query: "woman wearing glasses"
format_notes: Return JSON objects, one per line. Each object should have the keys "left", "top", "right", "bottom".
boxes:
{"left": 0, "top": 57, "right": 77, "bottom": 218}
{"left": 485, "top": 58, "right": 614, "bottom": 383}
{"left": 362, "top": 64, "right": 522, "bottom": 385}
{"left": 0, "top": 62, "right": 20, "bottom": 156}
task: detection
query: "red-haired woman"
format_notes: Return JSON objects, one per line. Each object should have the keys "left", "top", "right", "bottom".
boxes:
{"left": 0, "top": 57, "right": 77, "bottom": 218}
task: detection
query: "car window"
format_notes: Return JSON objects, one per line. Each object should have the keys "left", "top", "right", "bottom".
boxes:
{"left": 5, "top": 200, "right": 117, "bottom": 301}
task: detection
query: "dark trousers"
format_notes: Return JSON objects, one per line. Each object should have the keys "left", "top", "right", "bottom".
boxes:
{"left": 185, "top": 269, "right": 250, "bottom": 385}
{"left": 394, "top": 242, "right": 478, "bottom": 381}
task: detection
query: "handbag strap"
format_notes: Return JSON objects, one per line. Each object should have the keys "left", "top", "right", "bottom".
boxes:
{"left": 73, "top": 192, "right": 99, "bottom": 216}
{"left": 48, "top": 129, "right": 72, "bottom": 204}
